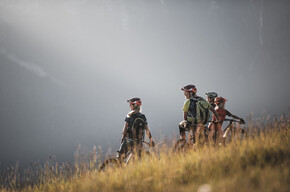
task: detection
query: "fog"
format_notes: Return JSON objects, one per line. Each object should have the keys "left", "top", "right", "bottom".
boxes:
{"left": 0, "top": 0, "right": 289, "bottom": 168}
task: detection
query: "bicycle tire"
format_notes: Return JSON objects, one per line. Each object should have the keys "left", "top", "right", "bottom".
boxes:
{"left": 99, "top": 158, "right": 120, "bottom": 172}
{"left": 223, "top": 128, "right": 248, "bottom": 145}
{"left": 172, "top": 139, "right": 189, "bottom": 153}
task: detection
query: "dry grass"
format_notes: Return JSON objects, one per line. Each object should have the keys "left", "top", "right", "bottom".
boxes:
{"left": 1, "top": 115, "right": 289, "bottom": 192}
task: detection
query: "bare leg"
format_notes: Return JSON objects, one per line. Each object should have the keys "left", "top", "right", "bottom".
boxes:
{"left": 199, "top": 125, "right": 205, "bottom": 145}
{"left": 216, "top": 122, "right": 223, "bottom": 145}
{"left": 181, "top": 133, "right": 186, "bottom": 140}
{"left": 188, "top": 127, "right": 193, "bottom": 144}
{"left": 208, "top": 123, "right": 216, "bottom": 146}
{"left": 194, "top": 124, "right": 203, "bottom": 148}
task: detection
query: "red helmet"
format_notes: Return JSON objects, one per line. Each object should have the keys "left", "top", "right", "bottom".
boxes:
{"left": 181, "top": 84, "right": 197, "bottom": 93}
{"left": 214, "top": 97, "right": 227, "bottom": 105}
{"left": 127, "top": 97, "right": 142, "bottom": 106}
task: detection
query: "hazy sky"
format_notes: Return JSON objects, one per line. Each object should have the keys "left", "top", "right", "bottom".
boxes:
{"left": 0, "top": 0, "right": 289, "bottom": 168}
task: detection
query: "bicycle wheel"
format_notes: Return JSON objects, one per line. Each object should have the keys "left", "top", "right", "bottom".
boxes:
{"left": 223, "top": 128, "right": 233, "bottom": 145}
{"left": 99, "top": 158, "right": 120, "bottom": 172}
{"left": 172, "top": 139, "right": 189, "bottom": 153}
{"left": 223, "top": 128, "right": 248, "bottom": 144}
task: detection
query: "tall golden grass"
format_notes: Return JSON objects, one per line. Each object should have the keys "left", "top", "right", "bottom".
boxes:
{"left": 1, "top": 115, "right": 289, "bottom": 192}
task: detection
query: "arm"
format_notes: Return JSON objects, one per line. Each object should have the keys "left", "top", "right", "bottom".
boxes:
{"left": 145, "top": 124, "right": 155, "bottom": 147}
{"left": 227, "top": 111, "right": 245, "bottom": 124}
{"left": 182, "top": 100, "right": 190, "bottom": 122}
{"left": 183, "top": 111, "right": 188, "bottom": 121}
{"left": 230, "top": 114, "right": 241, "bottom": 119}
{"left": 121, "top": 122, "right": 129, "bottom": 141}
{"left": 210, "top": 106, "right": 220, "bottom": 122}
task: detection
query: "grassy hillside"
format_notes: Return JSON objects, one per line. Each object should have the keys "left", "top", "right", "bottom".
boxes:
{"left": 1, "top": 116, "right": 289, "bottom": 192}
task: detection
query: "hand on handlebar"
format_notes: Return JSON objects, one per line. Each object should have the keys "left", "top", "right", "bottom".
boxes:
{"left": 240, "top": 118, "right": 245, "bottom": 124}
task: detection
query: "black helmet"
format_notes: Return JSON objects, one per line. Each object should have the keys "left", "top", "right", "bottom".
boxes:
{"left": 205, "top": 92, "right": 218, "bottom": 98}
{"left": 127, "top": 97, "right": 142, "bottom": 106}
{"left": 181, "top": 84, "right": 197, "bottom": 93}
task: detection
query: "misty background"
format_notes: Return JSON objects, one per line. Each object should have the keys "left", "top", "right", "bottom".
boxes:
{"left": 0, "top": 0, "right": 289, "bottom": 169}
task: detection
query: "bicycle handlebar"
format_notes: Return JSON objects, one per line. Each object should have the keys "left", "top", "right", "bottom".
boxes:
{"left": 224, "top": 119, "right": 245, "bottom": 124}
{"left": 224, "top": 118, "right": 239, "bottom": 122}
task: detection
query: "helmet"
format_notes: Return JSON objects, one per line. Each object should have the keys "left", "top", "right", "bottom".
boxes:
{"left": 127, "top": 97, "right": 142, "bottom": 106}
{"left": 214, "top": 97, "right": 227, "bottom": 105}
{"left": 181, "top": 84, "right": 197, "bottom": 93}
{"left": 205, "top": 92, "right": 218, "bottom": 98}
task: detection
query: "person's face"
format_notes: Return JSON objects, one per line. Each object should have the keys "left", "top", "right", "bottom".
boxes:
{"left": 184, "top": 91, "right": 190, "bottom": 99}
{"left": 207, "top": 96, "right": 214, "bottom": 104}
{"left": 129, "top": 103, "right": 135, "bottom": 110}
{"left": 217, "top": 102, "right": 225, "bottom": 108}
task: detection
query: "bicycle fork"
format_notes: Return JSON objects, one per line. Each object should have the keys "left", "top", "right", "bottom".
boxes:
{"left": 124, "top": 152, "right": 133, "bottom": 166}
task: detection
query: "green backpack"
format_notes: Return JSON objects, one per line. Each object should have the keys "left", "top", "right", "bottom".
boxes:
{"left": 189, "top": 97, "right": 211, "bottom": 125}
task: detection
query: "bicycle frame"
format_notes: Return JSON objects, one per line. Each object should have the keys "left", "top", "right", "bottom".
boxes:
{"left": 120, "top": 139, "right": 151, "bottom": 165}
{"left": 99, "top": 139, "right": 151, "bottom": 171}
{"left": 123, "top": 150, "right": 133, "bottom": 166}
{"left": 222, "top": 119, "right": 247, "bottom": 143}
{"left": 222, "top": 120, "right": 235, "bottom": 139}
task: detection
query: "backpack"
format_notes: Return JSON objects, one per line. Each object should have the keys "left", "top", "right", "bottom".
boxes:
{"left": 188, "top": 97, "right": 210, "bottom": 125}
{"left": 127, "top": 113, "right": 146, "bottom": 141}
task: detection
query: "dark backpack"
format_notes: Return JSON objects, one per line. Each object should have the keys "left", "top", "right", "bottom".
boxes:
{"left": 189, "top": 97, "right": 210, "bottom": 125}
{"left": 127, "top": 113, "right": 146, "bottom": 141}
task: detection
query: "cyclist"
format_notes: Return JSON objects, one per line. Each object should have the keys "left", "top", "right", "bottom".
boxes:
{"left": 205, "top": 92, "right": 218, "bottom": 125}
{"left": 210, "top": 97, "right": 245, "bottom": 144}
{"left": 179, "top": 85, "right": 220, "bottom": 147}
{"left": 118, "top": 97, "right": 155, "bottom": 159}
{"left": 205, "top": 92, "right": 218, "bottom": 144}
{"left": 205, "top": 92, "right": 218, "bottom": 107}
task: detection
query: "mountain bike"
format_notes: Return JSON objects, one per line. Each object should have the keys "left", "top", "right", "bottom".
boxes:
{"left": 172, "top": 124, "right": 207, "bottom": 153}
{"left": 99, "top": 139, "right": 153, "bottom": 172}
{"left": 222, "top": 119, "right": 247, "bottom": 144}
